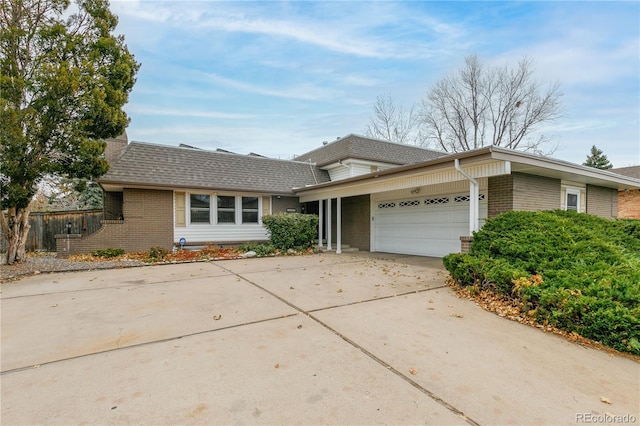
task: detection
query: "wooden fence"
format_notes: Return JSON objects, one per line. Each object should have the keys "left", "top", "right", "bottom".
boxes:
{"left": 1, "top": 209, "right": 103, "bottom": 253}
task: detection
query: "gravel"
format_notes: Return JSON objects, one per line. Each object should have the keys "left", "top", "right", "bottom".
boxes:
{"left": 1, "top": 253, "right": 147, "bottom": 282}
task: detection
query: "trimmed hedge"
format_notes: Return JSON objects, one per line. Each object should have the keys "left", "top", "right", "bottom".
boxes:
{"left": 444, "top": 210, "right": 640, "bottom": 355}
{"left": 262, "top": 213, "right": 319, "bottom": 251}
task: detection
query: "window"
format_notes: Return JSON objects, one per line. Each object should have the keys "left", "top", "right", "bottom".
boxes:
{"left": 242, "top": 197, "right": 259, "bottom": 223}
{"left": 566, "top": 190, "right": 579, "bottom": 211}
{"left": 190, "top": 194, "right": 210, "bottom": 223}
{"left": 217, "top": 196, "right": 236, "bottom": 223}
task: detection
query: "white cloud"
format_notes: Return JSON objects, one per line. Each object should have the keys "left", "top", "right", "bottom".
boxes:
{"left": 127, "top": 106, "right": 255, "bottom": 120}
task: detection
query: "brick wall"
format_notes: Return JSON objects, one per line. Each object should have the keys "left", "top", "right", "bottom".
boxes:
{"left": 586, "top": 185, "right": 618, "bottom": 219}
{"left": 512, "top": 173, "right": 561, "bottom": 211}
{"left": 488, "top": 173, "right": 560, "bottom": 217}
{"left": 618, "top": 189, "right": 640, "bottom": 219}
{"left": 56, "top": 188, "right": 173, "bottom": 257}
{"left": 487, "top": 175, "right": 514, "bottom": 218}
{"left": 340, "top": 195, "right": 370, "bottom": 251}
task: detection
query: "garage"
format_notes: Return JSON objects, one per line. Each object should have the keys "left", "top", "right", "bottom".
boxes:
{"left": 374, "top": 193, "right": 488, "bottom": 257}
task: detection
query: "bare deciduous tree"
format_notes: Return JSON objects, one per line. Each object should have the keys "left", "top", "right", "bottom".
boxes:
{"left": 420, "top": 54, "right": 562, "bottom": 153}
{"left": 364, "top": 95, "right": 422, "bottom": 145}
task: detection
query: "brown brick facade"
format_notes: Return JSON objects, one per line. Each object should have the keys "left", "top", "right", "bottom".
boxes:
{"left": 488, "top": 173, "right": 560, "bottom": 218}
{"left": 618, "top": 189, "right": 640, "bottom": 219}
{"left": 586, "top": 185, "right": 618, "bottom": 219}
{"left": 56, "top": 188, "right": 173, "bottom": 257}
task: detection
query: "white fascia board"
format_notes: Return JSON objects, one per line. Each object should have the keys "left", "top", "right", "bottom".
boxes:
{"left": 298, "top": 159, "right": 509, "bottom": 202}
{"left": 490, "top": 149, "right": 640, "bottom": 190}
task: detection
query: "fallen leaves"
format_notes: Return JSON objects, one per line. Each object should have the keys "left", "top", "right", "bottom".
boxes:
{"left": 409, "top": 368, "right": 417, "bottom": 375}
{"left": 212, "top": 314, "right": 222, "bottom": 320}
{"left": 447, "top": 277, "right": 640, "bottom": 362}
{"left": 600, "top": 396, "right": 612, "bottom": 404}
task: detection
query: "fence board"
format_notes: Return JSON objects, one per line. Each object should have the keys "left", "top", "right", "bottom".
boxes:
{"left": 1, "top": 210, "right": 103, "bottom": 252}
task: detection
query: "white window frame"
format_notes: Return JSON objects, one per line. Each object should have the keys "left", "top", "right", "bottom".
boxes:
{"left": 185, "top": 193, "right": 263, "bottom": 226}
{"left": 241, "top": 196, "right": 260, "bottom": 224}
{"left": 188, "top": 193, "right": 212, "bottom": 224}
{"left": 565, "top": 187, "right": 581, "bottom": 212}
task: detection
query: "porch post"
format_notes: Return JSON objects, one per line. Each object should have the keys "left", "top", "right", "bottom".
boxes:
{"left": 336, "top": 197, "right": 342, "bottom": 254}
{"left": 470, "top": 182, "right": 479, "bottom": 233}
{"left": 318, "top": 199, "right": 324, "bottom": 248}
{"left": 327, "top": 198, "right": 332, "bottom": 251}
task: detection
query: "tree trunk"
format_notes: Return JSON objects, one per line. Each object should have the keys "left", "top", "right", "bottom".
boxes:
{"left": 1, "top": 207, "right": 31, "bottom": 265}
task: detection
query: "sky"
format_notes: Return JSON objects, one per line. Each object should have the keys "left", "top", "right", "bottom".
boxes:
{"left": 110, "top": 1, "right": 640, "bottom": 167}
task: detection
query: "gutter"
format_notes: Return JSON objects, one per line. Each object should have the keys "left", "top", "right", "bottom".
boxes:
{"left": 454, "top": 159, "right": 479, "bottom": 235}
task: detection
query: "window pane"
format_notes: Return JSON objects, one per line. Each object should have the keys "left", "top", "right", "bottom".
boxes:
{"left": 242, "top": 197, "right": 259, "bottom": 223}
{"left": 191, "top": 209, "right": 210, "bottom": 223}
{"left": 218, "top": 196, "right": 236, "bottom": 223}
{"left": 218, "top": 196, "right": 235, "bottom": 209}
{"left": 191, "top": 194, "right": 210, "bottom": 208}
{"left": 190, "top": 194, "right": 210, "bottom": 223}
{"left": 567, "top": 193, "right": 578, "bottom": 211}
{"left": 218, "top": 210, "right": 235, "bottom": 223}
{"left": 242, "top": 211, "right": 258, "bottom": 223}
{"left": 242, "top": 197, "right": 258, "bottom": 209}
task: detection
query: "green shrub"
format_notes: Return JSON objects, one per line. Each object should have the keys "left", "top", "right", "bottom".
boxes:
{"left": 91, "top": 248, "right": 125, "bottom": 258}
{"left": 237, "top": 242, "right": 277, "bottom": 257}
{"left": 444, "top": 210, "right": 640, "bottom": 356}
{"left": 148, "top": 246, "right": 169, "bottom": 261}
{"left": 261, "top": 213, "right": 319, "bottom": 250}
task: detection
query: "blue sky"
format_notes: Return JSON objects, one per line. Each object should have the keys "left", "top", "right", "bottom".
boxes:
{"left": 110, "top": 1, "right": 639, "bottom": 167}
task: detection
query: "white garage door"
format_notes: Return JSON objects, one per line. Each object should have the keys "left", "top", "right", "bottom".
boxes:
{"left": 374, "top": 193, "right": 487, "bottom": 257}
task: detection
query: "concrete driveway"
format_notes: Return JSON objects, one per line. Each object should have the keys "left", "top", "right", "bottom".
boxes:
{"left": 1, "top": 252, "right": 638, "bottom": 425}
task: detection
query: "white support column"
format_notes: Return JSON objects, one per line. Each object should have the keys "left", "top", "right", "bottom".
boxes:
{"left": 336, "top": 197, "right": 342, "bottom": 254}
{"left": 318, "top": 199, "right": 324, "bottom": 248}
{"left": 470, "top": 181, "right": 479, "bottom": 233}
{"left": 326, "top": 198, "right": 332, "bottom": 251}
{"left": 454, "top": 159, "right": 479, "bottom": 235}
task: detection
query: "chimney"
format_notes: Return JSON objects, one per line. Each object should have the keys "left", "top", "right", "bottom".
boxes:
{"left": 104, "top": 131, "right": 128, "bottom": 166}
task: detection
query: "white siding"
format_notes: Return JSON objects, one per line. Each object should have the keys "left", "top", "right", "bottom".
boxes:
{"left": 174, "top": 225, "right": 268, "bottom": 244}
{"left": 173, "top": 191, "right": 269, "bottom": 244}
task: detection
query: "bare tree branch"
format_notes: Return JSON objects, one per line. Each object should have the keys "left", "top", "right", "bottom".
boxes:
{"left": 419, "top": 54, "right": 562, "bottom": 153}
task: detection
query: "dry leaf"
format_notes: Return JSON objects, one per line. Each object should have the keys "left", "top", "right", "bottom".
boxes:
{"left": 213, "top": 314, "right": 222, "bottom": 320}
{"left": 337, "top": 289, "right": 343, "bottom": 293}
{"left": 274, "top": 363, "right": 280, "bottom": 369}
{"left": 600, "top": 396, "right": 612, "bottom": 404}
{"left": 409, "top": 368, "right": 417, "bottom": 375}
{"left": 450, "top": 313, "right": 464, "bottom": 318}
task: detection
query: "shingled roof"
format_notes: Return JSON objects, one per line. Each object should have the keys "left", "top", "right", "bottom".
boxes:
{"left": 99, "top": 142, "right": 330, "bottom": 194}
{"left": 293, "top": 134, "right": 446, "bottom": 167}
{"left": 612, "top": 166, "right": 640, "bottom": 179}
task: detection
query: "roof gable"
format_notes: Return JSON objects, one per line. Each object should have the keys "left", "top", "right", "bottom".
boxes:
{"left": 293, "top": 134, "right": 446, "bottom": 166}
{"left": 99, "top": 142, "right": 330, "bottom": 194}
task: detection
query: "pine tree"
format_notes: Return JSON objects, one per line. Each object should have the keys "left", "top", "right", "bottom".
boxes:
{"left": 583, "top": 145, "right": 613, "bottom": 170}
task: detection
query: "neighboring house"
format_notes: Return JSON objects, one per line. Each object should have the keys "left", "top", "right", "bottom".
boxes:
{"left": 56, "top": 133, "right": 640, "bottom": 258}
{"left": 611, "top": 166, "right": 640, "bottom": 219}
